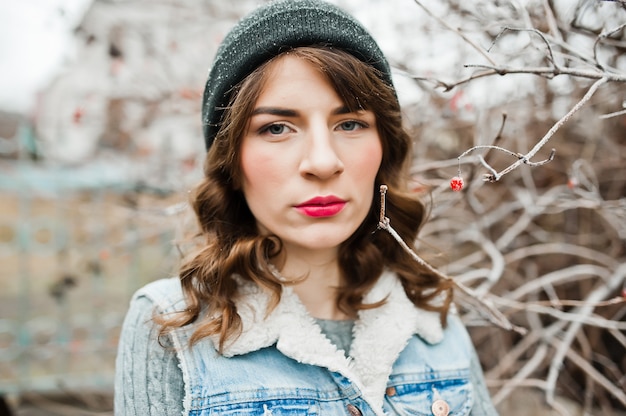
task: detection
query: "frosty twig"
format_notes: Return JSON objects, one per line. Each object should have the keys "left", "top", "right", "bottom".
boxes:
{"left": 377, "top": 185, "right": 526, "bottom": 333}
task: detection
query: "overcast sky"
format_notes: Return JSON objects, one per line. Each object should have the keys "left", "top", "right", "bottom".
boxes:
{"left": 0, "top": 0, "right": 93, "bottom": 114}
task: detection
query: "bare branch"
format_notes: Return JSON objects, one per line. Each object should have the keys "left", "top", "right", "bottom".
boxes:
{"left": 492, "top": 344, "right": 548, "bottom": 405}
{"left": 593, "top": 23, "right": 626, "bottom": 70}
{"left": 599, "top": 108, "right": 626, "bottom": 119}
{"left": 493, "top": 297, "right": 626, "bottom": 330}
{"left": 462, "top": 64, "right": 626, "bottom": 82}
{"left": 494, "top": 27, "right": 560, "bottom": 67}
{"left": 549, "top": 337, "right": 626, "bottom": 407}
{"left": 541, "top": 0, "right": 563, "bottom": 43}
{"left": 524, "top": 77, "right": 607, "bottom": 160}
{"left": 477, "top": 155, "right": 498, "bottom": 181}
{"left": 377, "top": 185, "right": 526, "bottom": 334}
{"left": 545, "top": 264, "right": 626, "bottom": 405}
{"left": 412, "top": 0, "right": 497, "bottom": 66}
{"left": 470, "top": 76, "right": 608, "bottom": 183}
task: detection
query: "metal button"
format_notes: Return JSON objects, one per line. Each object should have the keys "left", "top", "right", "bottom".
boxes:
{"left": 346, "top": 403, "right": 363, "bottom": 416}
{"left": 385, "top": 386, "right": 397, "bottom": 397}
{"left": 431, "top": 399, "right": 450, "bottom": 416}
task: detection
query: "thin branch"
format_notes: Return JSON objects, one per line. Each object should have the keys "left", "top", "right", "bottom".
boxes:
{"left": 504, "top": 243, "right": 620, "bottom": 269}
{"left": 545, "top": 264, "right": 626, "bottom": 405}
{"left": 411, "top": 61, "right": 625, "bottom": 91}
{"left": 493, "top": 27, "right": 559, "bottom": 67}
{"left": 593, "top": 23, "right": 626, "bottom": 70}
{"left": 549, "top": 337, "right": 626, "bottom": 407}
{"left": 457, "top": 144, "right": 521, "bottom": 161}
{"left": 541, "top": 0, "right": 563, "bottom": 44}
{"left": 462, "top": 64, "right": 626, "bottom": 82}
{"left": 506, "top": 265, "right": 612, "bottom": 301}
{"left": 377, "top": 185, "right": 526, "bottom": 334}
{"left": 493, "top": 296, "right": 626, "bottom": 330}
{"left": 599, "top": 108, "right": 626, "bottom": 119}
{"left": 520, "top": 77, "right": 606, "bottom": 159}
{"left": 492, "top": 112, "right": 507, "bottom": 143}
{"left": 408, "top": 69, "right": 499, "bottom": 92}
{"left": 479, "top": 77, "right": 608, "bottom": 182}
{"left": 492, "top": 344, "right": 548, "bottom": 405}
{"left": 477, "top": 155, "right": 498, "bottom": 183}
{"left": 406, "top": 60, "right": 624, "bottom": 91}
{"left": 412, "top": 0, "right": 497, "bottom": 66}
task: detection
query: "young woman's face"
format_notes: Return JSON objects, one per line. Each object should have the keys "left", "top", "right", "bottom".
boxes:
{"left": 240, "top": 55, "right": 383, "bottom": 257}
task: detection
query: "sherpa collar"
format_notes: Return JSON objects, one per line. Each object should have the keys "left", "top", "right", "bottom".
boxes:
{"left": 212, "top": 270, "right": 444, "bottom": 413}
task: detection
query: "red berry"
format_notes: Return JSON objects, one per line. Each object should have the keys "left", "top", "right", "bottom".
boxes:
{"left": 72, "top": 107, "right": 83, "bottom": 124}
{"left": 450, "top": 176, "right": 464, "bottom": 192}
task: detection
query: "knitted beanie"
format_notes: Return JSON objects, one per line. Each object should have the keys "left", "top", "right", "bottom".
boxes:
{"left": 201, "top": 0, "right": 395, "bottom": 150}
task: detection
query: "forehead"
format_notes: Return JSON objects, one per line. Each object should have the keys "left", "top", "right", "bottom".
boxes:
{"left": 265, "top": 53, "right": 386, "bottom": 113}
{"left": 262, "top": 54, "right": 329, "bottom": 87}
{"left": 252, "top": 55, "right": 342, "bottom": 106}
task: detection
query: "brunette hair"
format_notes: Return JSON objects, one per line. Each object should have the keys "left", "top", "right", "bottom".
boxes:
{"left": 159, "top": 46, "right": 452, "bottom": 351}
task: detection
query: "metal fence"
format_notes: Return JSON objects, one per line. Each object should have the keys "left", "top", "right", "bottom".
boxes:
{"left": 0, "top": 160, "right": 181, "bottom": 396}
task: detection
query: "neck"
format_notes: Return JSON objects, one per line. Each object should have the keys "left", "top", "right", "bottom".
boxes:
{"left": 275, "top": 247, "right": 351, "bottom": 320}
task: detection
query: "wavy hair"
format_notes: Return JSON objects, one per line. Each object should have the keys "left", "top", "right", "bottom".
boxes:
{"left": 158, "top": 46, "right": 453, "bottom": 352}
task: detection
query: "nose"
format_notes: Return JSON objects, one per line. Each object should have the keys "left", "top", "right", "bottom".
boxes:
{"left": 299, "top": 126, "right": 344, "bottom": 180}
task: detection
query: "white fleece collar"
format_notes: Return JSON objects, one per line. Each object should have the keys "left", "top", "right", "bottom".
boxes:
{"left": 211, "top": 271, "right": 443, "bottom": 413}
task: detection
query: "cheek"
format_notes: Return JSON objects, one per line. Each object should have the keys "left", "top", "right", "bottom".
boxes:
{"left": 353, "top": 140, "right": 383, "bottom": 180}
{"left": 240, "top": 144, "right": 285, "bottom": 195}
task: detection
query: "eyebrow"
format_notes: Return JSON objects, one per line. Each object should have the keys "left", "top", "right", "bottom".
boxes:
{"left": 251, "top": 105, "right": 356, "bottom": 117}
{"left": 332, "top": 106, "right": 353, "bottom": 115}
{"left": 252, "top": 107, "right": 298, "bottom": 117}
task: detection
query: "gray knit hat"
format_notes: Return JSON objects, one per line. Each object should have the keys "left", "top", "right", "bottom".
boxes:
{"left": 201, "top": 0, "right": 395, "bottom": 150}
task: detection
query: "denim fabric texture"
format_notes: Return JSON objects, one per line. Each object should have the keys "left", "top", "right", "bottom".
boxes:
{"left": 125, "top": 273, "right": 479, "bottom": 416}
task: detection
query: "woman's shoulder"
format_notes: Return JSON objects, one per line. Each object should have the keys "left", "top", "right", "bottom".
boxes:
{"left": 130, "top": 277, "right": 186, "bottom": 314}
{"left": 118, "top": 278, "right": 189, "bottom": 352}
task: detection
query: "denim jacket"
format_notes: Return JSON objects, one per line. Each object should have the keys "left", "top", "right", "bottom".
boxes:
{"left": 136, "top": 271, "right": 477, "bottom": 416}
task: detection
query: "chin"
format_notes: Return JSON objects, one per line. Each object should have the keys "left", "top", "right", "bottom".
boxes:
{"left": 296, "top": 230, "right": 357, "bottom": 251}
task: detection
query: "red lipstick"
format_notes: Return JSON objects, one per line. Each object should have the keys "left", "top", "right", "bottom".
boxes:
{"left": 295, "top": 196, "right": 346, "bottom": 218}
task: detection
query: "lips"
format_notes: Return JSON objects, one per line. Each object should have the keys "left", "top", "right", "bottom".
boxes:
{"left": 295, "top": 196, "right": 346, "bottom": 218}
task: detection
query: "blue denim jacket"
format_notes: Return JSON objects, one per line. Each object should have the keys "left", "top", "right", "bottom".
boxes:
{"left": 139, "top": 271, "right": 477, "bottom": 416}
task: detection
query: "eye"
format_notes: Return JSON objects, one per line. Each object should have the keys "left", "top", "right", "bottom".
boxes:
{"left": 260, "top": 123, "right": 291, "bottom": 135}
{"left": 338, "top": 120, "right": 367, "bottom": 131}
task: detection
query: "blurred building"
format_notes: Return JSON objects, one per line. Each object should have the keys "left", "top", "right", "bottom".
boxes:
{"left": 0, "top": 0, "right": 260, "bottom": 400}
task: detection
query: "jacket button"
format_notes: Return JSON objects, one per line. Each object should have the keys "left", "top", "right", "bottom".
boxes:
{"left": 431, "top": 399, "right": 450, "bottom": 416}
{"left": 346, "top": 404, "right": 362, "bottom": 416}
{"left": 385, "top": 386, "right": 397, "bottom": 397}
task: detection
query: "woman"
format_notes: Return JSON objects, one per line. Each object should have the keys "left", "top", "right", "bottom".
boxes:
{"left": 114, "top": 1, "right": 498, "bottom": 415}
